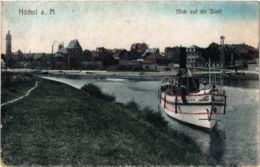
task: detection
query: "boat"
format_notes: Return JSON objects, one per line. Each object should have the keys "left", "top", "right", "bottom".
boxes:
{"left": 158, "top": 47, "right": 227, "bottom": 129}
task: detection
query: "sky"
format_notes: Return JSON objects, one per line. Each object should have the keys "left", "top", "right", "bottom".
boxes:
{"left": 1, "top": 1, "right": 259, "bottom": 53}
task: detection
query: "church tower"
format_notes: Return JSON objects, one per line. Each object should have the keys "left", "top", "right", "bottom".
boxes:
{"left": 6, "top": 30, "right": 12, "bottom": 55}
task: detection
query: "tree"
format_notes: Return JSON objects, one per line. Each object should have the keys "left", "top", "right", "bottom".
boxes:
{"left": 202, "top": 42, "right": 220, "bottom": 62}
{"left": 82, "top": 49, "right": 92, "bottom": 61}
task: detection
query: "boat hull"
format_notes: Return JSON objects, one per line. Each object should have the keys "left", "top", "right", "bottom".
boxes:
{"left": 160, "top": 101, "right": 217, "bottom": 129}
{"left": 159, "top": 91, "right": 225, "bottom": 129}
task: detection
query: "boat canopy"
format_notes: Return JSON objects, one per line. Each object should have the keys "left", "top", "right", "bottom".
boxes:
{"left": 160, "top": 76, "right": 200, "bottom": 94}
{"left": 177, "top": 76, "right": 200, "bottom": 93}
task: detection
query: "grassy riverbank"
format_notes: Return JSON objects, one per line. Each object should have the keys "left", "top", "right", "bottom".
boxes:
{"left": 1, "top": 72, "right": 36, "bottom": 103}
{"left": 1, "top": 72, "right": 207, "bottom": 165}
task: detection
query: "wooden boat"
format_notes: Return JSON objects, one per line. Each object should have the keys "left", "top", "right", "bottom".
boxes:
{"left": 158, "top": 48, "right": 227, "bottom": 129}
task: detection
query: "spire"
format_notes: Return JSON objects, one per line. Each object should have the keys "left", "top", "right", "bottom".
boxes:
{"left": 6, "top": 30, "right": 12, "bottom": 54}
{"left": 6, "top": 30, "right": 11, "bottom": 40}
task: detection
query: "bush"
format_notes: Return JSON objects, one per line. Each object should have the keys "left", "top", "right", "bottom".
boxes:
{"left": 81, "top": 83, "right": 115, "bottom": 102}
{"left": 125, "top": 100, "right": 139, "bottom": 111}
{"left": 143, "top": 107, "right": 168, "bottom": 129}
{"left": 125, "top": 100, "right": 168, "bottom": 129}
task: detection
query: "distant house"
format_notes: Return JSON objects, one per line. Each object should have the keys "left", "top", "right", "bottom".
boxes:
{"left": 203, "top": 42, "right": 258, "bottom": 69}
{"left": 130, "top": 42, "right": 148, "bottom": 59}
{"left": 67, "top": 39, "right": 83, "bottom": 70}
{"left": 96, "top": 47, "right": 107, "bottom": 54}
{"left": 95, "top": 47, "right": 114, "bottom": 67}
{"left": 54, "top": 47, "right": 68, "bottom": 69}
{"left": 143, "top": 54, "right": 164, "bottom": 64}
{"left": 142, "top": 54, "right": 164, "bottom": 70}
{"left": 219, "top": 43, "right": 258, "bottom": 68}
{"left": 112, "top": 49, "right": 128, "bottom": 61}
{"left": 130, "top": 42, "right": 148, "bottom": 53}
{"left": 248, "top": 58, "right": 259, "bottom": 71}
{"left": 3, "top": 50, "right": 51, "bottom": 69}
{"left": 141, "top": 48, "right": 159, "bottom": 57}
{"left": 54, "top": 39, "right": 83, "bottom": 70}
{"left": 133, "top": 48, "right": 165, "bottom": 70}
{"left": 55, "top": 47, "right": 68, "bottom": 57}
{"left": 138, "top": 48, "right": 159, "bottom": 63}
{"left": 29, "top": 53, "right": 52, "bottom": 69}
{"left": 141, "top": 48, "right": 164, "bottom": 64}
{"left": 78, "top": 49, "right": 106, "bottom": 70}
{"left": 186, "top": 45, "right": 205, "bottom": 68}
{"left": 13, "top": 50, "right": 24, "bottom": 60}
{"left": 5, "top": 50, "right": 24, "bottom": 68}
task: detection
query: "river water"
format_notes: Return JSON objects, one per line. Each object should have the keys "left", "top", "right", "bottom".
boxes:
{"left": 41, "top": 75, "right": 259, "bottom": 166}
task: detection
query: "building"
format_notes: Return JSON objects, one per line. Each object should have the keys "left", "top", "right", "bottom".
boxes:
{"left": 129, "top": 42, "right": 149, "bottom": 59}
{"left": 130, "top": 42, "right": 148, "bottom": 53}
{"left": 4, "top": 31, "right": 13, "bottom": 68}
{"left": 112, "top": 49, "right": 128, "bottom": 62}
{"left": 67, "top": 39, "right": 83, "bottom": 70}
{"left": 248, "top": 58, "right": 259, "bottom": 71}
{"left": 225, "top": 43, "right": 259, "bottom": 68}
{"left": 54, "top": 43, "right": 68, "bottom": 69}
{"left": 6, "top": 31, "right": 12, "bottom": 55}
{"left": 139, "top": 48, "right": 159, "bottom": 63}
{"left": 95, "top": 47, "right": 114, "bottom": 67}
{"left": 53, "top": 40, "right": 83, "bottom": 70}
{"left": 13, "top": 50, "right": 24, "bottom": 59}
{"left": 186, "top": 45, "right": 205, "bottom": 68}
{"left": 203, "top": 42, "right": 259, "bottom": 69}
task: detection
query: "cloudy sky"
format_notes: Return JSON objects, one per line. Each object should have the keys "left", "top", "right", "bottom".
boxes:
{"left": 1, "top": 1, "right": 259, "bottom": 53}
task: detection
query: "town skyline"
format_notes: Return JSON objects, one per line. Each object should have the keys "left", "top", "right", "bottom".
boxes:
{"left": 2, "top": 31, "right": 259, "bottom": 55}
{"left": 1, "top": 1, "right": 259, "bottom": 53}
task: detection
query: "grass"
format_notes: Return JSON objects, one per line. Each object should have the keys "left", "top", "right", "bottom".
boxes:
{"left": 1, "top": 72, "right": 36, "bottom": 103}
{"left": 1, "top": 72, "right": 207, "bottom": 166}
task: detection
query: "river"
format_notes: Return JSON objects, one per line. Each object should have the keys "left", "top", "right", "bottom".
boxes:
{"left": 40, "top": 75, "right": 259, "bottom": 166}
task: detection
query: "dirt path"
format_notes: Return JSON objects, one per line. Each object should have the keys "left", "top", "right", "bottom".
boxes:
{"left": 1, "top": 81, "right": 39, "bottom": 107}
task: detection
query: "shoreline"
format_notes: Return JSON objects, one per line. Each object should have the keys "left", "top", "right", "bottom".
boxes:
{"left": 2, "top": 68, "right": 259, "bottom": 80}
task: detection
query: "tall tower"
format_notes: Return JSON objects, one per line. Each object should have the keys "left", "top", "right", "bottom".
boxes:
{"left": 220, "top": 36, "right": 225, "bottom": 68}
{"left": 6, "top": 30, "right": 12, "bottom": 55}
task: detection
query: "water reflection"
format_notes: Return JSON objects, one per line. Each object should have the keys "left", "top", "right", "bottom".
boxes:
{"left": 164, "top": 109, "right": 227, "bottom": 165}
{"left": 162, "top": 111, "right": 211, "bottom": 153}
{"left": 208, "top": 128, "right": 225, "bottom": 165}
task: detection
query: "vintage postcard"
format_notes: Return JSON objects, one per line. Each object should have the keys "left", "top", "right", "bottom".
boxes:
{"left": 1, "top": 1, "right": 259, "bottom": 166}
